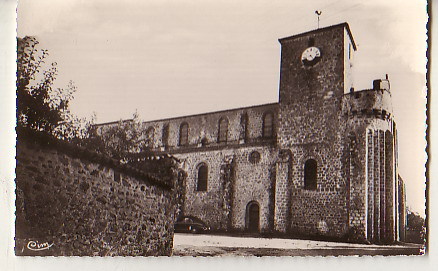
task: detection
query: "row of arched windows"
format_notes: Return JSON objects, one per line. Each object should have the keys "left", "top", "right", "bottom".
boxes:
{"left": 178, "top": 112, "right": 275, "bottom": 146}
{"left": 194, "top": 158, "right": 318, "bottom": 193}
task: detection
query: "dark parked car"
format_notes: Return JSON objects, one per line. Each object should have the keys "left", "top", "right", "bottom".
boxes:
{"left": 174, "top": 216, "right": 210, "bottom": 233}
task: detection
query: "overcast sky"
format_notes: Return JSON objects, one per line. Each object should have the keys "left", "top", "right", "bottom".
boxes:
{"left": 16, "top": 0, "right": 427, "bottom": 215}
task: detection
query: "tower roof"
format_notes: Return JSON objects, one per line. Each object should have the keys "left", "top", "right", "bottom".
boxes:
{"left": 278, "top": 22, "right": 357, "bottom": 50}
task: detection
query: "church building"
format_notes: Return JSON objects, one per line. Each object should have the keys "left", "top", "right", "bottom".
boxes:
{"left": 98, "top": 22, "right": 406, "bottom": 244}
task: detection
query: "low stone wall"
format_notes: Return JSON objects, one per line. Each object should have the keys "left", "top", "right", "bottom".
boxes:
{"left": 15, "top": 129, "right": 175, "bottom": 256}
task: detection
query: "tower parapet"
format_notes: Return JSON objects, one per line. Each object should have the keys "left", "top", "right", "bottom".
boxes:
{"left": 342, "top": 78, "right": 393, "bottom": 121}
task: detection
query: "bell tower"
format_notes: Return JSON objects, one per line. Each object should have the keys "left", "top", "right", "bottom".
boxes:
{"left": 277, "top": 22, "right": 356, "bottom": 147}
{"left": 273, "top": 23, "right": 357, "bottom": 235}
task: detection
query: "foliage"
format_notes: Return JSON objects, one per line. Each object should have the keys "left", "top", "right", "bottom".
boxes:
{"left": 17, "top": 36, "right": 87, "bottom": 140}
{"left": 80, "top": 112, "right": 178, "bottom": 182}
{"left": 128, "top": 153, "right": 178, "bottom": 184}
{"left": 17, "top": 37, "right": 176, "bottom": 183}
{"left": 406, "top": 210, "right": 426, "bottom": 244}
{"left": 80, "top": 112, "right": 148, "bottom": 161}
{"left": 407, "top": 211, "right": 425, "bottom": 231}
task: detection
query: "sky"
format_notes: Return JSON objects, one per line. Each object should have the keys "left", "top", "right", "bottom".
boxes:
{"left": 15, "top": 0, "right": 428, "bottom": 215}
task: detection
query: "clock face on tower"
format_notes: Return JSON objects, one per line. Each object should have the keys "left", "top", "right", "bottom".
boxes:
{"left": 301, "top": 46, "right": 321, "bottom": 66}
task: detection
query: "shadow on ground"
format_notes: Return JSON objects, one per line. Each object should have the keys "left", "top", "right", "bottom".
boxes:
{"left": 173, "top": 245, "right": 422, "bottom": 256}
{"left": 172, "top": 233, "right": 424, "bottom": 256}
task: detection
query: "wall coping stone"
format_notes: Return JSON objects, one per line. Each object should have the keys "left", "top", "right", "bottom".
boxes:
{"left": 16, "top": 127, "right": 172, "bottom": 190}
{"left": 343, "top": 88, "right": 392, "bottom": 97}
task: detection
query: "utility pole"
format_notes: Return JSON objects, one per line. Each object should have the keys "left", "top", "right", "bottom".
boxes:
{"left": 315, "top": 10, "right": 322, "bottom": 29}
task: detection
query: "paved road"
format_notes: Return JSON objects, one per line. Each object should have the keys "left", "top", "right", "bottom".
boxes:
{"left": 173, "top": 233, "right": 424, "bottom": 256}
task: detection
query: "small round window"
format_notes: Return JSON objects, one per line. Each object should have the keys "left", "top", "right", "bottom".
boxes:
{"left": 249, "top": 151, "right": 261, "bottom": 164}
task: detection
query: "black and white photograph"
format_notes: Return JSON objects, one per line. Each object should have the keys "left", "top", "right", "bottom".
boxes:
{"left": 0, "top": 0, "right": 433, "bottom": 267}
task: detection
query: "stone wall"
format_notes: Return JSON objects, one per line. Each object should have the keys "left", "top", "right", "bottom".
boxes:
{"left": 342, "top": 87, "right": 398, "bottom": 243}
{"left": 230, "top": 146, "right": 277, "bottom": 232}
{"left": 116, "top": 101, "right": 280, "bottom": 233}
{"left": 15, "top": 129, "right": 175, "bottom": 256}
{"left": 127, "top": 103, "right": 278, "bottom": 152}
{"left": 342, "top": 88, "right": 393, "bottom": 120}
{"left": 91, "top": 23, "right": 405, "bottom": 244}
{"left": 273, "top": 22, "right": 400, "bottom": 243}
{"left": 276, "top": 23, "right": 351, "bottom": 239}
{"left": 397, "top": 175, "right": 407, "bottom": 242}
{"left": 176, "top": 145, "right": 277, "bottom": 233}
{"left": 277, "top": 24, "right": 349, "bottom": 146}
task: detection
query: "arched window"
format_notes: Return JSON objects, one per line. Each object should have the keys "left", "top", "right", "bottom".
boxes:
{"left": 145, "top": 126, "right": 154, "bottom": 148}
{"left": 218, "top": 117, "right": 228, "bottom": 143}
{"left": 197, "top": 164, "right": 208, "bottom": 191}
{"left": 114, "top": 171, "right": 121, "bottom": 183}
{"left": 304, "top": 159, "right": 317, "bottom": 190}
{"left": 179, "top": 122, "right": 188, "bottom": 146}
{"left": 262, "top": 112, "right": 274, "bottom": 138}
{"left": 249, "top": 151, "right": 261, "bottom": 164}
{"left": 240, "top": 113, "right": 248, "bottom": 141}
{"left": 162, "top": 124, "right": 169, "bottom": 148}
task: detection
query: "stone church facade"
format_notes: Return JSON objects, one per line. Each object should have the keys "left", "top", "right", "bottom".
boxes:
{"left": 98, "top": 23, "right": 406, "bottom": 244}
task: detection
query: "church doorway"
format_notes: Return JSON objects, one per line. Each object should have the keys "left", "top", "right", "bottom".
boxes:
{"left": 246, "top": 201, "right": 260, "bottom": 233}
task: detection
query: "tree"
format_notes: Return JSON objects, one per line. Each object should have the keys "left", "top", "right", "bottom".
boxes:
{"left": 80, "top": 112, "right": 178, "bottom": 183}
{"left": 17, "top": 36, "right": 86, "bottom": 140}
{"left": 81, "top": 112, "right": 150, "bottom": 161}
{"left": 17, "top": 37, "right": 176, "bottom": 182}
{"left": 406, "top": 209, "right": 426, "bottom": 244}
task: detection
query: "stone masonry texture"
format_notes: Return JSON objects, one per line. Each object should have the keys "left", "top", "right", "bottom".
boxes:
{"left": 96, "top": 22, "right": 406, "bottom": 244}
{"left": 15, "top": 129, "right": 176, "bottom": 256}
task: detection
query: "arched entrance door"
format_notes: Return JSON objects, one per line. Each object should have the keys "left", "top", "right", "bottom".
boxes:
{"left": 246, "top": 201, "right": 260, "bottom": 233}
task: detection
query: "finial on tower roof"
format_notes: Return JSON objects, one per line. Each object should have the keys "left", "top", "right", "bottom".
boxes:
{"left": 315, "top": 10, "right": 322, "bottom": 29}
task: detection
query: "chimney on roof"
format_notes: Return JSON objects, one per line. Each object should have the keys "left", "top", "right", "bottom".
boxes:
{"left": 373, "top": 76, "right": 390, "bottom": 91}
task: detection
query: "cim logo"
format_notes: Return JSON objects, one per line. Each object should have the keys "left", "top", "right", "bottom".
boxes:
{"left": 26, "top": 240, "right": 54, "bottom": 251}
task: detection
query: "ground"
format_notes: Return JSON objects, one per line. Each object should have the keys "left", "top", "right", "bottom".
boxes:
{"left": 172, "top": 233, "right": 424, "bottom": 256}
